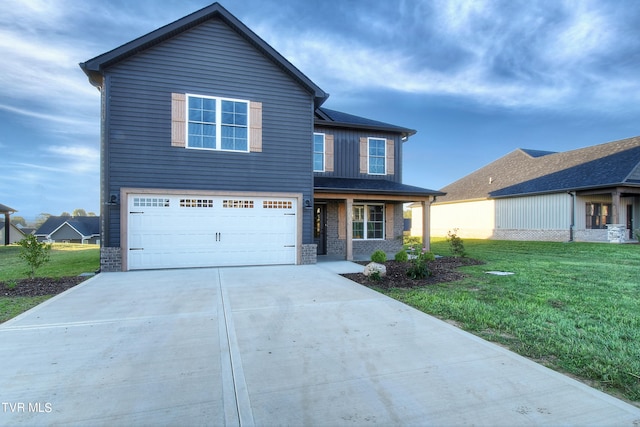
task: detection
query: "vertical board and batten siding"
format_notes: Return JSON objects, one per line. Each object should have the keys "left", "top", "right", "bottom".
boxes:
{"left": 103, "top": 19, "right": 315, "bottom": 246}
{"left": 313, "top": 126, "right": 402, "bottom": 182}
{"left": 495, "top": 193, "right": 571, "bottom": 230}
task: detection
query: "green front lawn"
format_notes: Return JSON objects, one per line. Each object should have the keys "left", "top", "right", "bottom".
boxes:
{"left": 0, "top": 244, "right": 100, "bottom": 323}
{"left": 385, "top": 239, "right": 640, "bottom": 404}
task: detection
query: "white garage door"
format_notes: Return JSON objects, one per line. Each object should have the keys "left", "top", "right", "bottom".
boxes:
{"left": 127, "top": 194, "right": 297, "bottom": 270}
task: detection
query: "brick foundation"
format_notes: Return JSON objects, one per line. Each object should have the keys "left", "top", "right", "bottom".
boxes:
{"left": 302, "top": 244, "right": 317, "bottom": 264}
{"left": 100, "top": 247, "right": 122, "bottom": 272}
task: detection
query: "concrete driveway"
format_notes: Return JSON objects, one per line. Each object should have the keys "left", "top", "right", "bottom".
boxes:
{"left": 1, "top": 262, "right": 639, "bottom": 426}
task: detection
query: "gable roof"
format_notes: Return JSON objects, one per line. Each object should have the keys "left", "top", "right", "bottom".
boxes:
{"left": 35, "top": 216, "right": 100, "bottom": 238}
{"left": 315, "top": 108, "right": 417, "bottom": 139}
{"left": 80, "top": 2, "right": 328, "bottom": 108}
{"left": 437, "top": 136, "right": 640, "bottom": 203}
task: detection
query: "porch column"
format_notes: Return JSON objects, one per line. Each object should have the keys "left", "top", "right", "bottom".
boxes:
{"left": 421, "top": 198, "right": 431, "bottom": 252}
{"left": 346, "top": 197, "right": 353, "bottom": 261}
{"left": 612, "top": 189, "right": 621, "bottom": 224}
{"left": 3, "top": 212, "right": 9, "bottom": 246}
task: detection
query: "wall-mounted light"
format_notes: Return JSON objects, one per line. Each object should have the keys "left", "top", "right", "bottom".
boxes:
{"left": 107, "top": 193, "right": 119, "bottom": 205}
{"left": 304, "top": 199, "right": 312, "bottom": 208}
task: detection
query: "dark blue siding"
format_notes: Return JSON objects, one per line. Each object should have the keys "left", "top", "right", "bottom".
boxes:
{"left": 103, "top": 19, "right": 315, "bottom": 246}
{"left": 313, "top": 126, "right": 403, "bottom": 182}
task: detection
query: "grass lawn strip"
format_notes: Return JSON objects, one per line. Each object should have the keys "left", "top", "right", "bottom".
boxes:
{"left": 0, "top": 244, "right": 99, "bottom": 323}
{"left": 381, "top": 239, "right": 640, "bottom": 405}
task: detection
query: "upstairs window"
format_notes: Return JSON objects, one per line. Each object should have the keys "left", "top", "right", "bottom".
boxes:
{"left": 187, "top": 95, "right": 248, "bottom": 152}
{"left": 368, "top": 138, "right": 386, "bottom": 174}
{"left": 314, "top": 133, "right": 325, "bottom": 172}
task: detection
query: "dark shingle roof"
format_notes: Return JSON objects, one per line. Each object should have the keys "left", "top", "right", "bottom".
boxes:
{"left": 0, "top": 203, "right": 16, "bottom": 214}
{"left": 315, "top": 177, "right": 444, "bottom": 198}
{"left": 315, "top": 107, "right": 416, "bottom": 138}
{"left": 35, "top": 216, "right": 100, "bottom": 238}
{"left": 80, "top": 2, "right": 328, "bottom": 107}
{"left": 437, "top": 136, "right": 640, "bottom": 202}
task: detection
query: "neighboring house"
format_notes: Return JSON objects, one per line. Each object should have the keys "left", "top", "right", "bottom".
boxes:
{"left": 0, "top": 203, "right": 20, "bottom": 245}
{"left": 0, "top": 221, "right": 25, "bottom": 245}
{"left": 411, "top": 136, "right": 640, "bottom": 243}
{"left": 80, "top": 3, "right": 442, "bottom": 271}
{"left": 34, "top": 216, "right": 100, "bottom": 244}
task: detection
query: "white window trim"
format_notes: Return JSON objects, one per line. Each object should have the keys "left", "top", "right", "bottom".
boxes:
{"left": 314, "top": 132, "right": 325, "bottom": 172}
{"left": 186, "top": 93, "right": 250, "bottom": 153}
{"left": 353, "top": 203, "right": 385, "bottom": 240}
{"left": 368, "top": 137, "right": 386, "bottom": 175}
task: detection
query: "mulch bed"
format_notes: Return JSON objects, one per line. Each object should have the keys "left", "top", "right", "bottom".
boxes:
{"left": 1, "top": 276, "right": 89, "bottom": 297}
{"left": 341, "top": 257, "right": 485, "bottom": 289}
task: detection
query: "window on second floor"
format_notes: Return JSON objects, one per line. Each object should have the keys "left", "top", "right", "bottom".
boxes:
{"left": 353, "top": 204, "right": 384, "bottom": 239}
{"left": 368, "top": 137, "right": 386, "bottom": 175}
{"left": 187, "top": 94, "right": 249, "bottom": 152}
{"left": 314, "top": 133, "right": 325, "bottom": 172}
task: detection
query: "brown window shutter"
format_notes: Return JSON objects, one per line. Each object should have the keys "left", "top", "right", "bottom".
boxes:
{"left": 325, "top": 134, "right": 334, "bottom": 172}
{"left": 338, "top": 203, "right": 346, "bottom": 239}
{"left": 171, "top": 93, "right": 186, "bottom": 147}
{"left": 250, "top": 101, "right": 263, "bottom": 152}
{"left": 386, "top": 138, "right": 395, "bottom": 175}
{"left": 385, "top": 204, "right": 394, "bottom": 239}
{"left": 360, "top": 137, "right": 368, "bottom": 174}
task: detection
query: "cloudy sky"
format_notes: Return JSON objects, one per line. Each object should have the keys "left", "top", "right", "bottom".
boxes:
{"left": 1, "top": 0, "right": 639, "bottom": 221}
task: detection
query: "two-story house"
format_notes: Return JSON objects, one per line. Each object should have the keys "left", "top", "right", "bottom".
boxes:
{"left": 81, "top": 2, "right": 442, "bottom": 271}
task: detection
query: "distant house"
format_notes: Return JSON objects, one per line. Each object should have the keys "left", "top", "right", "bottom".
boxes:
{"left": 34, "top": 216, "right": 100, "bottom": 244}
{"left": 80, "top": 3, "right": 442, "bottom": 271}
{"left": 0, "top": 220, "right": 25, "bottom": 245}
{"left": 0, "top": 203, "right": 21, "bottom": 245}
{"left": 412, "top": 136, "right": 640, "bottom": 243}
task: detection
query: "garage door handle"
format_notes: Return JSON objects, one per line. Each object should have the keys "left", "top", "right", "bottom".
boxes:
{"left": 284, "top": 245, "right": 295, "bottom": 247}
{"left": 130, "top": 248, "right": 144, "bottom": 251}
{"left": 130, "top": 211, "right": 144, "bottom": 214}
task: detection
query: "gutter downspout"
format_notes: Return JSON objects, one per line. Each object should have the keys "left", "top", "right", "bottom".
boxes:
{"left": 568, "top": 192, "right": 576, "bottom": 242}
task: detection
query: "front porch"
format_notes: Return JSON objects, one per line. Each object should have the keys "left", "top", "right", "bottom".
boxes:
{"left": 313, "top": 178, "right": 444, "bottom": 261}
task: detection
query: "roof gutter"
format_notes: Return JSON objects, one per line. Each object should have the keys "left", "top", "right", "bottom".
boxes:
{"left": 314, "top": 119, "right": 416, "bottom": 139}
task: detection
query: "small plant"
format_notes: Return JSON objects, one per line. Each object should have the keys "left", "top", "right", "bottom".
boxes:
{"left": 368, "top": 270, "right": 382, "bottom": 282}
{"left": 17, "top": 234, "right": 52, "bottom": 279}
{"left": 635, "top": 229, "right": 640, "bottom": 242}
{"left": 5, "top": 279, "right": 18, "bottom": 290}
{"left": 394, "top": 250, "right": 408, "bottom": 262}
{"left": 406, "top": 247, "right": 434, "bottom": 279}
{"left": 371, "top": 249, "right": 387, "bottom": 263}
{"left": 446, "top": 228, "right": 466, "bottom": 257}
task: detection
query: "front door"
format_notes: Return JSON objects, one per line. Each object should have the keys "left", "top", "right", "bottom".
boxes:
{"left": 314, "top": 204, "right": 327, "bottom": 255}
{"left": 627, "top": 204, "right": 634, "bottom": 240}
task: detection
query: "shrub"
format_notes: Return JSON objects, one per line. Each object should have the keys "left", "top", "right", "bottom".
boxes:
{"left": 17, "top": 234, "right": 52, "bottom": 279}
{"left": 371, "top": 250, "right": 387, "bottom": 263}
{"left": 635, "top": 229, "right": 640, "bottom": 242}
{"left": 406, "top": 247, "right": 434, "bottom": 279}
{"left": 404, "top": 236, "right": 422, "bottom": 248}
{"left": 368, "top": 271, "right": 382, "bottom": 282}
{"left": 446, "top": 228, "right": 466, "bottom": 257}
{"left": 394, "top": 250, "right": 408, "bottom": 262}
